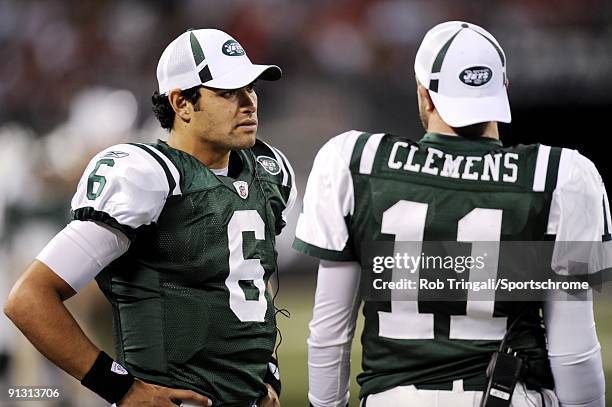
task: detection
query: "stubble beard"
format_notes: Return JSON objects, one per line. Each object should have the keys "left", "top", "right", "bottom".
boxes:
{"left": 227, "top": 129, "right": 257, "bottom": 151}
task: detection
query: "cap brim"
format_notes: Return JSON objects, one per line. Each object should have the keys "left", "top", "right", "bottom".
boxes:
{"left": 204, "top": 64, "right": 282, "bottom": 90}
{"left": 429, "top": 90, "right": 511, "bottom": 128}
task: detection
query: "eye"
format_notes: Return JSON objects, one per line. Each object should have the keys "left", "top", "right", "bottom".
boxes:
{"left": 220, "top": 89, "right": 238, "bottom": 98}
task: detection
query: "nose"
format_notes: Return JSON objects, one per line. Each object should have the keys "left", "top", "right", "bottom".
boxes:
{"left": 238, "top": 88, "right": 257, "bottom": 112}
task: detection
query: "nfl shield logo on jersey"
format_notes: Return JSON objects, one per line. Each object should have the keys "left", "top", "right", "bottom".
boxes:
{"left": 233, "top": 181, "right": 249, "bottom": 199}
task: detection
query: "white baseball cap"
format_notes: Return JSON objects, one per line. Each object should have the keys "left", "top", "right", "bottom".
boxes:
{"left": 414, "top": 21, "right": 511, "bottom": 127}
{"left": 156, "top": 29, "right": 282, "bottom": 94}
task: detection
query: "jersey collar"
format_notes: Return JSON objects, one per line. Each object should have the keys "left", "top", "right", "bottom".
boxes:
{"left": 420, "top": 132, "right": 503, "bottom": 150}
{"left": 155, "top": 140, "right": 255, "bottom": 198}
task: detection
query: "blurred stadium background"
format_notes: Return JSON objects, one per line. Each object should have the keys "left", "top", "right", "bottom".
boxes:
{"left": 0, "top": 0, "right": 611, "bottom": 405}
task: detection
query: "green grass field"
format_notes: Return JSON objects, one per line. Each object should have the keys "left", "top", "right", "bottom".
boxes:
{"left": 275, "top": 276, "right": 612, "bottom": 406}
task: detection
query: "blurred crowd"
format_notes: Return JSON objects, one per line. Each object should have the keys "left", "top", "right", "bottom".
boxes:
{"left": 1, "top": 0, "right": 612, "bottom": 404}
{"left": 1, "top": 0, "right": 612, "bottom": 130}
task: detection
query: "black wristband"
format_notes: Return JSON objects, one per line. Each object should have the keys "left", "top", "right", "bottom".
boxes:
{"left": 264, "top": 356, "right": 281, "bottom": 397}
{"left": 81, "top": 351, "right": 135, "bottom": 404}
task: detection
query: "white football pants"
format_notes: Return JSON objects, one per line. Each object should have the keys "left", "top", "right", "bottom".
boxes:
{"left": 361, "top": 380, "right": 559, "bottom": 407}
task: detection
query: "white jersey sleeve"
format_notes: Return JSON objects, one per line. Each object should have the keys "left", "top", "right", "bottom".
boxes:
{"left": 547, "top": 149, "right": 612, "bottom": 275}
{"left": 545, "top": 149, "right": 606, "bottom": 407}
{"left": 71, "top": 143, "right": 181, "bottom": 238}
{"left": 293, "top": 130, "right": 364, "bottom": 260}
{"left": 548, "top": 149, "right": 610, "bottom": 241}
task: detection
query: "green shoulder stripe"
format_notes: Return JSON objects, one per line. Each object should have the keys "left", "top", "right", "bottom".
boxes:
{"left": 349, "top": 132, "right": 372, "bottom": 173}
{"left": 545, "top": 147, "right": 562, "bottom": 192}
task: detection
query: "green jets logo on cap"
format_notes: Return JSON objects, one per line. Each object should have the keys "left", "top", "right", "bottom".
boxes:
{"left": 459, "top": 66, "right": 493, "bottom": 87}
{"left": 257, "top": 156, "right": 281, "bottom": 175}
{"left": 222, "top": 40, "right": 245, "bottom": 56}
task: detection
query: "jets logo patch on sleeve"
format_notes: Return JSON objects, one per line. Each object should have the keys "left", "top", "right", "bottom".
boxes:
{"left": 257, "top": 155, "right": 281, "bottom": 175}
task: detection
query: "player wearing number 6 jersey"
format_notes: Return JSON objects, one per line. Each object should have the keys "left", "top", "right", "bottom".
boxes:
{"left": 295, "top": 21, "right": 606, "bottom": 407}
{"left": 5, "top": 29, "right": 295, "bottom": 407}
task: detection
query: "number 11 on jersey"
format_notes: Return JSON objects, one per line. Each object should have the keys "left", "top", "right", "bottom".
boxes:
{"left": 378, "top": 200, "right": 507, "bottom": 340}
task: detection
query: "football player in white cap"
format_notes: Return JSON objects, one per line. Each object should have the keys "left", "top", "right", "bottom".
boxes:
{"left": 295, "top": 21, "right": 606, "bottom": 407}
{"left": 5, "top": 28, "right": 296, "bottom": 407}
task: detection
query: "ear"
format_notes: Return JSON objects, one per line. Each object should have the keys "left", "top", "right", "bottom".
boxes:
{"left": 167, "top": 89, "right": 192, "bottom": 123}
{"left": 418, "top": 84, "right": 435, "bottom": 112}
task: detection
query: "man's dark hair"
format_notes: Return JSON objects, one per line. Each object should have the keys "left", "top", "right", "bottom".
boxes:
{"left": 452, "top": 122, "right": 490, "bottom": 139}
{"left": 152, "top": 86, "right": 203, "bottom": 130}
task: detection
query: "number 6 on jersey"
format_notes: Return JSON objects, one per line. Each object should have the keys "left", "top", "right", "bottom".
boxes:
{"left": 226, "top": 210, "right": 268, "bottom": 322}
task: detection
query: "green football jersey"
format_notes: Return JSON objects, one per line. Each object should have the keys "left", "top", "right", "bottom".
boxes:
{"left": 71, "top": 139, "right": 296, "bottom": 406}
{"left": 294, "top": 131, "right": 609, "bottom": 398}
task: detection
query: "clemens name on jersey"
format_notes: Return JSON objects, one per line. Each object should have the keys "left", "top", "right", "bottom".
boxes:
{"left": 71, "top": 139, "right": 296, "bottom": 407}
{"left": 387, "top": 141, "right": 518, "bottom": 183}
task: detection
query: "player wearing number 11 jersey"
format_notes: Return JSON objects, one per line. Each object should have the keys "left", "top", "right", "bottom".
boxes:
{"left": 295, "top": 22, "right": 606, "bottom": 407}
{"left": 5, "top": 29, "right": 295, "bottom": 407}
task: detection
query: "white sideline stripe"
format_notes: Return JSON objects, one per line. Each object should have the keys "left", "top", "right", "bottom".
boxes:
{"left": 338, "top": 130, "right": 363, "bottom": 164}
{"left": 556, "top": 148, "right": 573, "bottom": 188}
{"left": 533, "top": 145, "right": 551, "bottom": 192}
{"left": 359, "top": 133, "right": 385, "bottom": 174}
{"left": 274, "top": 146, "right": 295, "bottom": 188}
